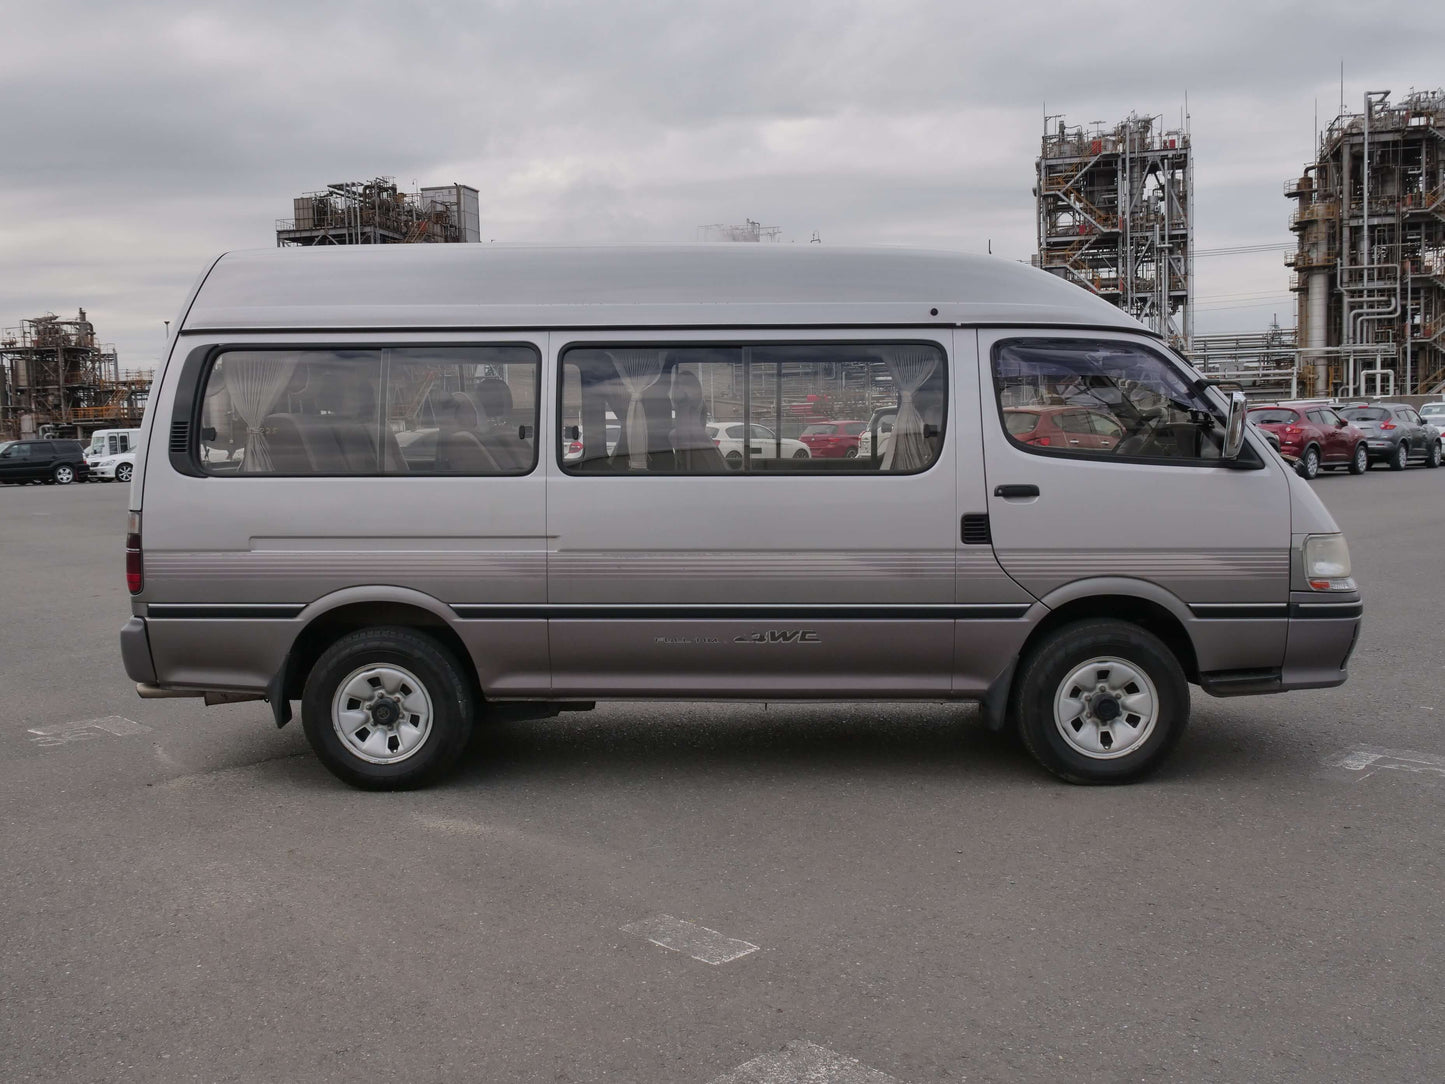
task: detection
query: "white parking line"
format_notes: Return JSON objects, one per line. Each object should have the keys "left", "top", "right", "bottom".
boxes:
{"left": 27, "top": 716, "right": 150, "bottom": 748}
{"left": 707, "top": 1040, "right": 902, "bottom": 1084}
{"left": 1327, "top": 746, "right": 1445, "bottom": 781}
{"left": 621, "top": 914, "right": 759, "bottom": 965}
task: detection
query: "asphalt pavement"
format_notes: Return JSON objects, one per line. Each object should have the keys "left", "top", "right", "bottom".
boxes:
{"left": 1, "top": 467, "right": 1441, "bottom": 1083}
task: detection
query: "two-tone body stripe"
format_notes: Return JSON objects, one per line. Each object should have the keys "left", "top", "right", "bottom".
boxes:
{"left": 1289, "top": 601, "right": 1364, "bottom": 620}
{"left": 1188, "top": 601, "right": 1363, "bottom": 620}
{"left": 449, "top": 603, "right": 1032, "bottom": 620}
{"left": 147, "top": 603, "right": 306, "bottom": 620}
{"left": 1188, "top": 603, "right": 1289, "bottom": 620}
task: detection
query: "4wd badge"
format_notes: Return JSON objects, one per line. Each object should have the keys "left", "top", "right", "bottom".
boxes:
{"left": 734, "top": 630, "right": 821, "bottom": 645}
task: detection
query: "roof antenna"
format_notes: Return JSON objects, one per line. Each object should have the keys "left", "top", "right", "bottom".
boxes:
{"left": 987, "top": 238, "right": 992, "bottom": 255}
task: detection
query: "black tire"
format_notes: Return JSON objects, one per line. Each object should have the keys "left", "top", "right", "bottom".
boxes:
{"left": 52, "top": 464, "right": 76, "bottom": 485}
{"left": 1296, "top": 445, "right": 1320, "bottom": 480}
{"left": 724, "top": 450, "right": 743, "bottom": 470}
{"left": 1426, "top": 442, "right": 1442, "bottom": 469}
{"left": 843, "top": 447, "right": 859, "bottom": 459}
{"left": 791, "top": 448, "right": 809, "bottom": 459}
{"left": 1389, "top": 442, "right": 1409, "bottom": 471}
{"left": 301, "top": 626, "right": 475, "bottom": 790}
{"left": 1012, "top": 619, "right": 1189, "bottom": 784}
{"left": 115, "top": 462, "right": 134, "bottom": 483}
{"left": 1347, "top": 443, "right": 1369, "bottom": 475}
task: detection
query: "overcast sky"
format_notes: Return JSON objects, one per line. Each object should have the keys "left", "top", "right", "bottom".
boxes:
{"left": 2, "top": 0, "right": 1441, "bottom": 370}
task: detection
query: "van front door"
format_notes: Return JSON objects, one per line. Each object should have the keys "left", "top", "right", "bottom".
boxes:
{"left": 978, "top": 330, "right": 1292, "bottom": 669}
{"left": 546, "top": 333, "right": 962, "bottom": 698}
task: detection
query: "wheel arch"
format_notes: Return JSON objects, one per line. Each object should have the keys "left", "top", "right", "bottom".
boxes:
{"left": 981, "top": 579, "right": 1202, "bottom": 732}
{"left": 277, "top": 587, "right": 479, "bottom": 718}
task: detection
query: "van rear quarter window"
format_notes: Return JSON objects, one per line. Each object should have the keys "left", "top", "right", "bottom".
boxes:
{"left": 195, "top": 345, "right": 539, "bottom": 476}
{"left": 559, "top": 341, "right": 946, "bottom": 475}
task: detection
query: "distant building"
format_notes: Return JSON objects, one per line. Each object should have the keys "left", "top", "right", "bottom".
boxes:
{"left": 1034, "top": 112, "right": 1193, "bottom": 347}
{"left": 276, "top": 178, "right": 480, "bottom": 246}
{"left": 1287, "top": 90, "right": 1445, "bottom": 397}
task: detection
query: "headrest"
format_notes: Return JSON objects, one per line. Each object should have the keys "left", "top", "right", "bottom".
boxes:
{"left": 670, "top": 370, "right": 703, "bottom": 407}
{"left": 475, "top": 378, "right": 513, "bottom": 421}
{"left": 438, "top": 391, "right": 479, "bottom": 429}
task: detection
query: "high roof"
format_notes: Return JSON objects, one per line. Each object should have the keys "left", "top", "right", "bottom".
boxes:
{"left": 181, "top": 244, "right": 1145, "bottom": 334}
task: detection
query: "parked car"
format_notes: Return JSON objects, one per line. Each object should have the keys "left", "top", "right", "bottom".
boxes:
{"left": 560, "top": 425, "right": 619, "bottom": 461}
{"left": 1337, "top": 403, "right": 1443, "bottom": 470}
{"left": 705, "top": 422, "right": 811, "bottom": 467}
{"left": 1247, "top": 404, "right": 1369, "bottom": 478}
{"left": 1004, "top": 405, "right": 1125, "bottom": 451}
{"left": 799, "top": 420, "right": 866, "bottom": 458}
{"left": 85, "top": 428, "right": 144, "bottom": 482}
{"left": 856, "top": 409, "right": 896, "bottom": 459}
{"left": 0, "top": 438, "right": 90, "bottom": 485}
{"left": 1419, "top": 401, "right": 1445, "bottom": 427}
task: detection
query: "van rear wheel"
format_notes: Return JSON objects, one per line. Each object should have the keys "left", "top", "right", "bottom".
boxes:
{"left": 301, "top": 626, "right": 475, "bottom": 790}
{"left": 1012, "top": 619, "right": 1188, "bottom": 784}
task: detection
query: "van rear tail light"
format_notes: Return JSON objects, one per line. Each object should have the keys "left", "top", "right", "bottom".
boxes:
{"left": 125, "top": 511, "right": 143, "bottom": 595}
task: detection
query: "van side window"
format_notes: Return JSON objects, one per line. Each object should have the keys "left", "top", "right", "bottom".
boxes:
{"left": 196, "top": 346, "right": 539, "bottom": 476}
{"left": 992, "top": 338, "right": 1224, "bottom": 462}
{"left": 558, "top": 342, "right": 946, "bottom": 474}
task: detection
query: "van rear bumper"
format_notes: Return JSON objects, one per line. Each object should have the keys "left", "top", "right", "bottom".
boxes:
{"left": 119, "top": 616, "right": 157, "bottom": 685}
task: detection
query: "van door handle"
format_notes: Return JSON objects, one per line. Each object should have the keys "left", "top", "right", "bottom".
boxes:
{"left": 994, "top": 484, "right": 1040, "bottom": 498}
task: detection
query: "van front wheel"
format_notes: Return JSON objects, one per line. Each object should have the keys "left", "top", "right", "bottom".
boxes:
{"left": 1013, "top": 620, "right": 1188, "bottom": 784}
{"left": 301, "top": 626, "right": 475, "bottom": 790}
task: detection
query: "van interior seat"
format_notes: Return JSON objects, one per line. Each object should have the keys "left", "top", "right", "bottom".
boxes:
{"left": 435, "top": 392, "right": 500, "bottom": 474}
{"left": 668, "top": 370, "right": 726, "bottom": 473}
{"left": 472, "top": 380, "right": 532, "bottom": 470}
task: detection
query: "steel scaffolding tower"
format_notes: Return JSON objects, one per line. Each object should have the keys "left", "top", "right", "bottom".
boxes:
{"left": 1035, "top": 112, "right": 1194, "bottom": 347}
{"left": 1288, "top": 89, "right": 1445, "bottom": 397}
{"left": 0, "top": 310, "right": 148, "bottom": 440}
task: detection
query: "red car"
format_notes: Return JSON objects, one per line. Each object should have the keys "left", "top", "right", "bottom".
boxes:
{"left": 1003, "top": 405, "right": 1124, "bottom": 451}
{"left": 799, "top": 420, "right": 867, "bottom": 458}
{"left": 1247, "top": 403, "right": 1369, "bottom": 479}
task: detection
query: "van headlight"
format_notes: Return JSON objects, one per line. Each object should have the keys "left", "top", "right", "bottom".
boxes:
{"left": 1303, "top": 534, "right": 1355, "bottom": 591}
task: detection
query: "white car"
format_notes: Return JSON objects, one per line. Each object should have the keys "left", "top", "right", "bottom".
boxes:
{"left": 86, "top": 450, "right": 139, "bottom": 482}
{"left": 705, "top": 422, "right": 811, "bottom": 468}
{"left": 1421, "top": 402, "right": 1445, "bottom": 429}
{"left": 855, "top": 409, "right": 897, "bottom": 459}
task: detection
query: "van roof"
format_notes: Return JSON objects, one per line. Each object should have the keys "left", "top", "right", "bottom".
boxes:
{"left": 182, "top": 244, "right": 1148, "bottom": 334}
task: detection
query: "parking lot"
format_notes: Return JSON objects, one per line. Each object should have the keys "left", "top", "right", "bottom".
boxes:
{"left": 1, "top": 470, "right": 1442, "bottom": 1083}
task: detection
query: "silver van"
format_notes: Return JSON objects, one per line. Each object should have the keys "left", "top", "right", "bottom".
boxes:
{"left": 120, "top": 245, "right": 1361, "bottom": 788}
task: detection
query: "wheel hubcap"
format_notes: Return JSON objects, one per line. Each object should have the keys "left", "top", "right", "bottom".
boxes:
{"left": 331, "top": 663, "right": 434, "bottom": 765}
{"left": 1053, "top": 657, "right": 1159, "bottom": 759}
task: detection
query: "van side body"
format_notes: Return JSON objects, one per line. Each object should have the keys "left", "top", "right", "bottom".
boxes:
{"left": 120, "top": 245, "right": 1361, "bottom": 786}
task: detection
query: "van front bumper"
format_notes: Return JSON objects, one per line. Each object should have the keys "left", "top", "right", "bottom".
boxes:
{"left": 1198, "top": 598, "right": 1360, "bottom": 697}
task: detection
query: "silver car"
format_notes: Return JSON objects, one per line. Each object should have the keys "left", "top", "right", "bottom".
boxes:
{"left": 120, "top": 244, "right": 1362, "bottom": 789}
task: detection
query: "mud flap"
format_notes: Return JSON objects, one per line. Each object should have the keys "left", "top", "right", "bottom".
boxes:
{"left": 266, "top": 655, "right": 293, "bottom": 728}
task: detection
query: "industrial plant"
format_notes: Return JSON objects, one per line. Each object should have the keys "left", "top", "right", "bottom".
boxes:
{"left": 1287, "top": 89, "right": 1445, "bottom": 397}
{"left": 1034, "top": 112, "right": 1194, "bottom": 347}
{"left": 276, "top": 178, "right": 481, "bottom": 246}
{"left": 0, "top": 310, "right": 150, "bottom": 440}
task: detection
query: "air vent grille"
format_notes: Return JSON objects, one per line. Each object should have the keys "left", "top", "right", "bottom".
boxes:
{"left": 168, "top": 421, "right": 190, "bottom": 454}
{"left": 961, "top": 513, "right": 992, "bottom": 545}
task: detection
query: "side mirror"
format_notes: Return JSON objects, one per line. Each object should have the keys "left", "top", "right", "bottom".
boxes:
{"left": 1223, "top": 391, "right": 1247, "bottom": 461}
{"left": 1336, "top": 418, "right": 1348, "bottom": 428}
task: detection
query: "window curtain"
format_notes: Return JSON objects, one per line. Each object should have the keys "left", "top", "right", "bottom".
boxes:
{"left": 224, "top": 354, "right": 299, "bottom": 473}
{"left": 607, "top": 349, "right": 664, "bottom": 471}
{"left": 880, "top": 346, "right": 938, "bottom": 472}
